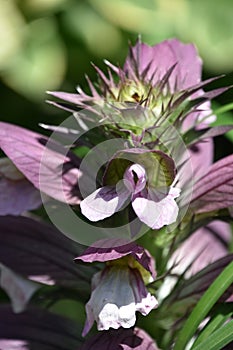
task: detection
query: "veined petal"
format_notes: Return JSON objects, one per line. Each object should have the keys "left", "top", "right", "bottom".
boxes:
{"left": 124, "top": 39, "right": 202, "bottom": 91}
{"left": 130, "top": 268, "right": 158, "bottom": 315}
{"left": 191, "top": 154, "right": 233, "bottom": 212}
{"left": 80, "top": 184, "right": 130, "bottom": 222}
{"left": 75, "top": 239, "right": 157, "bottom": 280}
{"left": 132, "top": 187, "right": 180, "bottom": 229}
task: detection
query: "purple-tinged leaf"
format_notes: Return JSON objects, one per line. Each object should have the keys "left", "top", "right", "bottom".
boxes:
{"left": 81, "top": 327, "right": 159, "bottom": 350}
{"left": 169, "top": 254, "right": 233, "bottom": 303}
{"left": 85, "top": 74, "right": 101, "bottom": 98}
{"left": 46, "top": 100, "right": 82, "bottom": 113}
{"left": 170, "top": 221, "right": 231, "bottom": 277}
{"left": 0, "top": 264, "right": 40, "bottom": 313}
{"left": 0, "top": 122, "right": 82, "bottom": 204}
{"left": 91, "top": 62, "right": 114, "bottom": 94}
{"left": 0, "top": 158, "right": 42, "bottom": 215}
{"left": 191, "top": 155, "right": 233, "bottom": 212}
{"left": 201, "top": 86, "right": 231, "bottom": 100}
{"left": 0, "top": 216, "right": 95, "bottom": 291}
{"left": 171, "top": 76, "right": 224, "bottom": 109}
{"left": 0, "top": 305, "right": 83, "bottom": 350}
{"left": 75, "top": 239, "right": 156, "bottom": 279}
{"left": 183, "top": 100, "right": 216, "bottom": 131}
{"left": 158, "top": 220, "right": 231, "bottom": 300}
{"left": 47, "top": 90, "right": 87, "bottom": 104}
{"left": 184, "top": 125, "right": 233, "bottom": 146}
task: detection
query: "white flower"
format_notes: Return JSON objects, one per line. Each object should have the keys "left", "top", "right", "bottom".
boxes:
{"left": 82, "top": 265, "right": 158, "bottom": 336}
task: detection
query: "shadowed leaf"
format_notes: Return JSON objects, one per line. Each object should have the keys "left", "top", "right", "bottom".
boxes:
{"left": 80, "top": 327, "right": 159, "bottom": 350}
{"left": 0, "top": 305, "right": 83, "bottom": 350}
{"left": 0, "top": 216, "right": 95, "bottom": 292}
{"left": 168, "top": 254, "right": 233, "bottom": 303}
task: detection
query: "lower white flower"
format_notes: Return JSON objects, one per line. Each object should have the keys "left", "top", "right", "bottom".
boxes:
{"left": 82, "top": 265, "right": 158, "bottom": 336}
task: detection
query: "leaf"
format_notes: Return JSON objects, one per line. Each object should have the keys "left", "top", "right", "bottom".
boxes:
{"left": 167, "top": 254, "right": 233, "bottom": 303}
{"left": 191, "top": 319, "right": 233, "bottom": 350}
{"left": 0, "top": 305, "right": 83, "bottom": 350}
{"left": 157, "top": 221, "right": 231, "bottom": 302}
{"left": 183, "top": 125, "right": 233, "bottom": 146}
{"left": 211, "top": 102, "right": 233, "bottom": 143}
{"left": 0, "top": 263, "right": 40, "bottom": 313}
{"left": 0, "top": 122, "right": 82, "bottom": 205}
{"left": 173, "top": 260, "right": 233, "bottom": 350}
{"left": 191, "top": 155, "right": 233, "bottom": 213}
{"left": 0, "top": 215, "right": 95, "bottom": 293}
{"left": 191, "top": 303, "right": 233, "bottom": 348}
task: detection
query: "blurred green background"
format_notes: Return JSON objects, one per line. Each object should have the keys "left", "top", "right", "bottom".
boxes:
{"left": 0, "top": 0, "right": 232, "bottom": 157}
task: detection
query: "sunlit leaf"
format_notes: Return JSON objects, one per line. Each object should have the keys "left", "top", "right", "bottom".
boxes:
{"left": 191, "top": 155, "right": 233, "bottom": 213}
{"left": 191, "top": 319, "right": 233, "bottom": 350}
{"left": 173, "top": 261, "right": 233, "bottom": 350}
{"left": 191, "top": 303, "right": 233, "bottom": 348}
{"left": 0, "top": 122, "right": 82, "bottom": 204}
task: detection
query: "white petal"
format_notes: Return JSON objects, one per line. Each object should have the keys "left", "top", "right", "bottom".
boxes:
{"left": 132, "top": 187, "right": 180, "bottom": 229}
{"left": 80, "top": 184, "right": 130, "bottom": 221}
{"left": 136, "top": 293, "right": 158, "bottom": 315}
